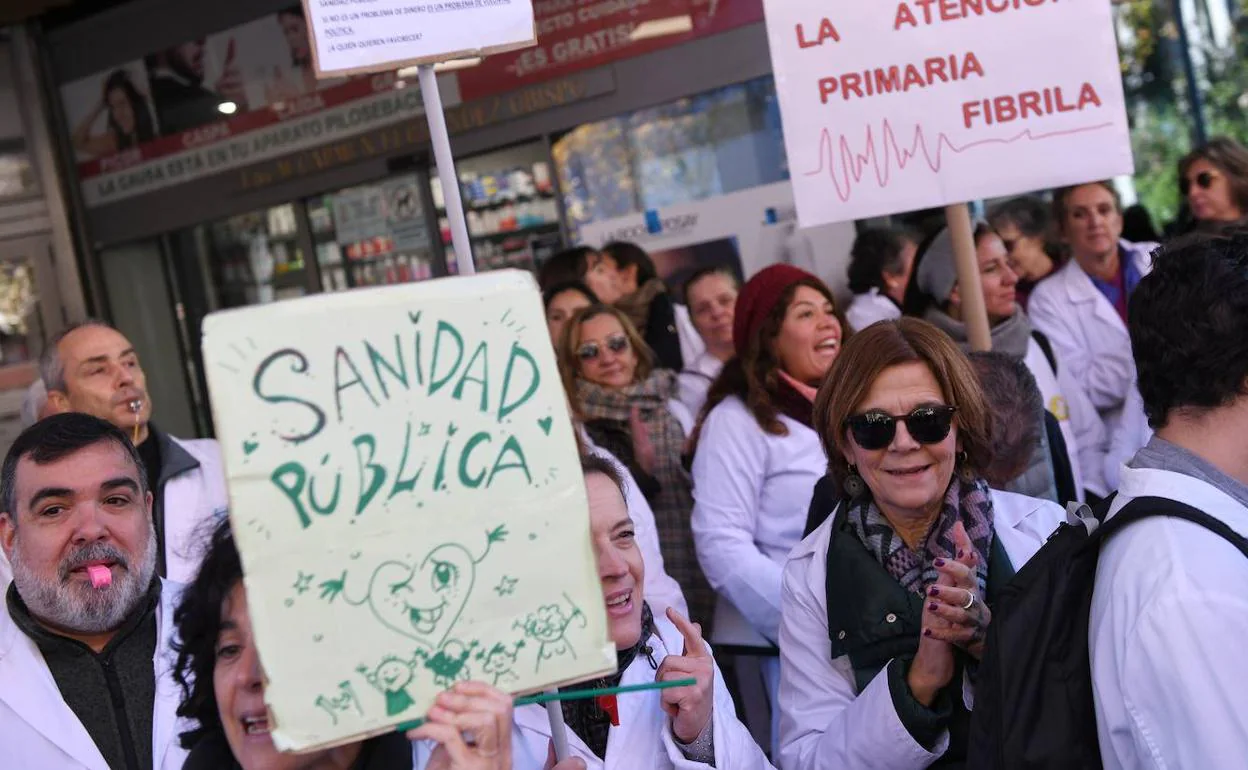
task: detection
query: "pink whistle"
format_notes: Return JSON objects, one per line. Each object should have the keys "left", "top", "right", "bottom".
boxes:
{"left": 86, "top": 565, "right": 112, "bottom": 589}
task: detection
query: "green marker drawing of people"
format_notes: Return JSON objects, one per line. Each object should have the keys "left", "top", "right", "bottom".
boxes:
{"left": 319, "top": 525, "right": 506, "bottom": 648}
{"left": 357, "top": 657, "right": 419, "bottom": 716}
{"left": 515, "top": 593, "right": 588, "bottom": 673}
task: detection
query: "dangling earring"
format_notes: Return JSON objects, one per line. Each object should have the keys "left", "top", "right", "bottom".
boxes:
{"left": 956, "top": 450, "right": 974, "bottom": 481}
{"left": 844, "top": 464, "right": 867, "bottom": 499}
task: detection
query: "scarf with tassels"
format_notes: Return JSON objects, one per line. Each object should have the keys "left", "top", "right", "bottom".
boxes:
{"left": 846, "top": 475, "right": 995, "bottom": 595}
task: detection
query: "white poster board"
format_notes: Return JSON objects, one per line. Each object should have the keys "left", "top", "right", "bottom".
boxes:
{"left": 302, "top": 0, "right": 537, "bottom": 77}
{"left": 762, "top": 2, "right": 1134, "bottom": 226}
{"left": 202, "top": 271, "right": 613, "bottom": 751}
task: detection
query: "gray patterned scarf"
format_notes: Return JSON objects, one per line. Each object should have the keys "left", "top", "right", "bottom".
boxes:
{"left": 846, "top": 476, "right": 994, "bottom": 595}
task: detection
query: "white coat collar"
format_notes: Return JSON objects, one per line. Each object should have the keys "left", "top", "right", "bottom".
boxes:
{"left": 1112, "top": 465, "right": 1248, "bottom": 538}
{"left": 1055, "top": 240, "right": 1154, "bottom": 332}
{"left": 0, "top": 578, "right": 184, "bottom": 770}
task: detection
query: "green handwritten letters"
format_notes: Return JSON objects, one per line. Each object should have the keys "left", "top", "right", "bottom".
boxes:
{"left": 202, "top": 272, "right": 614, "bottom": 751}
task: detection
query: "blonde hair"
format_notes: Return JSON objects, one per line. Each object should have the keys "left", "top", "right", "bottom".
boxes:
{"left": 556, "top": 304, "right": 654, "bottom": 411}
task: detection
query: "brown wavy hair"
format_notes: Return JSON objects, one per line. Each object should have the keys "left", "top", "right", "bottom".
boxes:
{"left": 688, "top": 276, "right": 845, "bottom": 452}
{"left": 1179, "top": 136, "right": 1248, "bottom": 218}
{"left": 556, "top": 304, "right": 655, "bottom": 419}
{"left": 813, "top": 318, "right": 992, "bottom": 487}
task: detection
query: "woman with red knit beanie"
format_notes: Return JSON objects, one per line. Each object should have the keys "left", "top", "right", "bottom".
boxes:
{"left": 688, "top": 264, "right": 848, "bottom": 755}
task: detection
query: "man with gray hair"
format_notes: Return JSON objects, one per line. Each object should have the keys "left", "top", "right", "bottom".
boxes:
{"left": 0, "top": 413, "right": 188, "bottom": 769}
{"left": 41, "top": 320, "right": 227, "bottom": 583}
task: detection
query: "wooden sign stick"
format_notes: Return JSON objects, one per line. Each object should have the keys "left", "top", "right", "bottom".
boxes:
{"left": 945, "top": 202, "right": 992, "bottom": 352}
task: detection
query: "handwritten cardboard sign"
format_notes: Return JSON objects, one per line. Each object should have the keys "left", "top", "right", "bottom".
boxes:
{"left": 763, "top": 0, "right": 1134, "bottom": 226}
{"left": 302, "top": 0, "right": 537, "bottom": 78}
{"left": 202, "top": 271, "right": 614, "bottom": 751}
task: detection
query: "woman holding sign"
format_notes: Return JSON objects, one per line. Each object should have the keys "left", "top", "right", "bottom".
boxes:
{"left": 557, "top": 305, "right": 713, "bottom": 634}
{"left": 507, "top": 455, "right": 773, "bottom": 769}
{"left": 173, "top": 520, "right": 533, "bottom": 770}
{"left": 777, "top": 320, "right": 1061, "bottom": 770}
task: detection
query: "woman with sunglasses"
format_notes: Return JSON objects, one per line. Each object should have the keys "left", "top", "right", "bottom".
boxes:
{"left": 686, "top": 264, "right": 845, "bottom": 754}
{"left": 986, "top": 196, "right": 1062, "bottom": 310}
{"left": 907, "top": 220, "right": 1102, "bottom": 505}
{"left": 777, "top": 319, "right": 1062, "bottom": 770}
{"left": 557, "top": 304, "right": 712, "bottom": 632}
{"left": 1027, "top": 182, "right": 1157, "bottom": 501}
{"left": 1178, "top": 137, "right": 1248, "bottom": 230}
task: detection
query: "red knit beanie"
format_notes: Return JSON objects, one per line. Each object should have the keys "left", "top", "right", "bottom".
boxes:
{"left": 733, "top": 264, "right": 820, "bottom": 355}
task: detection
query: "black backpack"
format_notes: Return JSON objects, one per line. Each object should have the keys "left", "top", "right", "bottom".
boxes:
{"left": 966, "top": 495, "right": 1248, "bottom": 769}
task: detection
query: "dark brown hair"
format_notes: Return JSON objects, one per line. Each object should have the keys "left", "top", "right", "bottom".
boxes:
{"left": 1179, "top": 137, "right": 1248, "bottom": 218}
{"left": 813, "top": 318, "right": 991, "bottom": 487}
{"left": 689, "top": 277, "right": 844, "bottom": 451}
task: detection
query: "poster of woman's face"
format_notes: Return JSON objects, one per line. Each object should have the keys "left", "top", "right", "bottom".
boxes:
{"left": 60, "top": 61, "right": 160, "bottom": 161}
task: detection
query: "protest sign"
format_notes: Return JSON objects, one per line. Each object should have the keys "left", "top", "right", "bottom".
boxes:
{"left": 762, "top": 0, "right": 1134, "bottom": 227}
{"left": 301, "top": 0, "right": 537, "bottom": 77}
{"left": 202, "top": 271, "right": 614, "bottom": 751}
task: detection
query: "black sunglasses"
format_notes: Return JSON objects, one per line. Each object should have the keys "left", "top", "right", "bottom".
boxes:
{"left": 578, "top": 333, "right": 629, "bottom": 362}
{"left": 844, "top": 405, "right": 958, "bottom": 451}
{"left": 1180, "top": 170, "right": 1217, "bottom": 197}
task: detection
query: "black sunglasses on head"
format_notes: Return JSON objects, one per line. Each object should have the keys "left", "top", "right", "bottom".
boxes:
{"left": 844, "top": 405, "right": 958, "bottom": 451}
{"left": 577, "top": 333, "right": 629, "bottom": 362}
{"left": 1180, "top": 170, "right": 1218, "bottom": 197}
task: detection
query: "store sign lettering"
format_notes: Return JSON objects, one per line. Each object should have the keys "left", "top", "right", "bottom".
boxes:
{"left": 602, "top": 213, "right": 699, "bottom": 243}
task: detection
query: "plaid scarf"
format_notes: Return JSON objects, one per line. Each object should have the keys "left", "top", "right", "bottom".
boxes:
{"left": 846, "top": 476, "right": 994, "bottom": 596}
{"left": 575, "top": 372, "right": 715, "bottom": 633}
{"left": 560, "top": 603, "right": 657, "bottom": 758}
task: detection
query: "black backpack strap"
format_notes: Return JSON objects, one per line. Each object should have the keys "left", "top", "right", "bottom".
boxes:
{"left": 1031, "top": 330, "right": 1058, "bottom": 375}
{"left": 1098, "top": 495, "right": 1248, "bottom": 557}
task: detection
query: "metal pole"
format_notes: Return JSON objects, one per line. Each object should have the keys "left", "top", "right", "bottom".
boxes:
{"left": 945, "top": 203, "right": 992, "bottom": 352}
{"left": 1173, "top": 0, "right": 1209, "bottom": 146}
{"left": 417, "top": 65, "right": 475, "bottom": 276}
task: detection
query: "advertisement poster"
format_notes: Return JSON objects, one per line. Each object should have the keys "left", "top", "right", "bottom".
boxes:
{"left": 579, "top": 181, "right": 858, "bottom": 302}
{"left": 761, "top": 1, "right": 1134, "bottom": 226}
{"left": 201, "top": 271, "right": 614, "bottom": 750}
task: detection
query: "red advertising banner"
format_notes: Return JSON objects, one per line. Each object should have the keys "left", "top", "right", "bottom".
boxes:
{"left": 455, "top": 0, "right": 764, "bottom": 101}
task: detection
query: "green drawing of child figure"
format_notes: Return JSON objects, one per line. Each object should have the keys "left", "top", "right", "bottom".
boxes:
{"left": 414, "top": 639, "right": 478, "bottom": 689}
{"left": 357, "top": 656, "right": 417, "bottom": 716}
{"left": 514, "top": 593, "right": 587, "bottom": 673}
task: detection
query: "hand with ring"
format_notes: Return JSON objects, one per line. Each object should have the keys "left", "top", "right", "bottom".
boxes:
{"left": 409, "top": 681, "right": 514, "bottom": 770}
{"left": 923, "top": 521, "right": 993, "bottom": 660}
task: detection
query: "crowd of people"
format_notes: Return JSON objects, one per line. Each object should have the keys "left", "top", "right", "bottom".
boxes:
{"left": 2, "top": 136, "right": 1248, "bottom": 770}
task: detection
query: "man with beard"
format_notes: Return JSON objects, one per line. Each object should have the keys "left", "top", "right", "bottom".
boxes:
{"left": 39, "top": 320, "right": 228, "bottom": 584}
{"left": 0, "top": 413, "right": 188, "bottom": 769}
{"left": 145, "top": 38, "right": 248, "bottom": 134}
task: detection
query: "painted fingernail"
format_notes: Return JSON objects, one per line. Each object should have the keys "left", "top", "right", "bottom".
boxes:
{"left": 957, "top": 549, "right": 965, "bottom": 559}
{"left": 928, "top": 602, "right": 938, "bottom": 611}
{"left": 923, "top": 629, "right": 932, "bottom": 637}
{"left": 934, "top": 558, "right": 946, "bottom": 567}
{"left": 929, "top": 586, "right": 939, "bottom": 596}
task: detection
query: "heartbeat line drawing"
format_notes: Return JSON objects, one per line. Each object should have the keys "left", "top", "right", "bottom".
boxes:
{"left": 805, "top": 119, "right": 1117, "bottom": 203}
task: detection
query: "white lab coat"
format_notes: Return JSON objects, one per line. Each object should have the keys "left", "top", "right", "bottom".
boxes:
{"left": 778, "top": 489, "right": 1063, "bottom": 770}
{"left": 691, "top": 396, "right": 825, "bottom": 648}
{"left": 1091, "top": 465, "right": 1248, "bottom": 770}
{"left": 1027, "top": 241, "right": 1156, "bottom": 449}
{"left": 507, "top": 611, "right": 776, "bottom": 769}
{"left": 845, "top": 289, "right": 901, "bottom": 332}
{"left": 0, "top": 579, "right": 190, "bottom": 770}
{"left": 674, "top": 304, "right": 707, "bottom": 372}
{"left": 1101, "top": 386, "right": 1152, "bottom": 492}
{"left": 162, "top": 436, "right": 231, "bottom": 585}
{"left": 582, "top": 432, "right": 689, "bottom": 619}
{"left": 677, "top": 351, "right": 724, "bottom": 422}
{"left": 1023, "top": 337, "right": 1105, "bottom": 499}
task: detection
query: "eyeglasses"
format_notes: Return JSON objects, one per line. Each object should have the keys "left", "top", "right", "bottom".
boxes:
{"left": 1180, "top": 170, "right": 1219, "bottom": 197}
{"left": 844, "top": 405, "right": 958, "bottom": 451}
{"left": 577, "top": 334, "right": 629, "bottom": 362}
